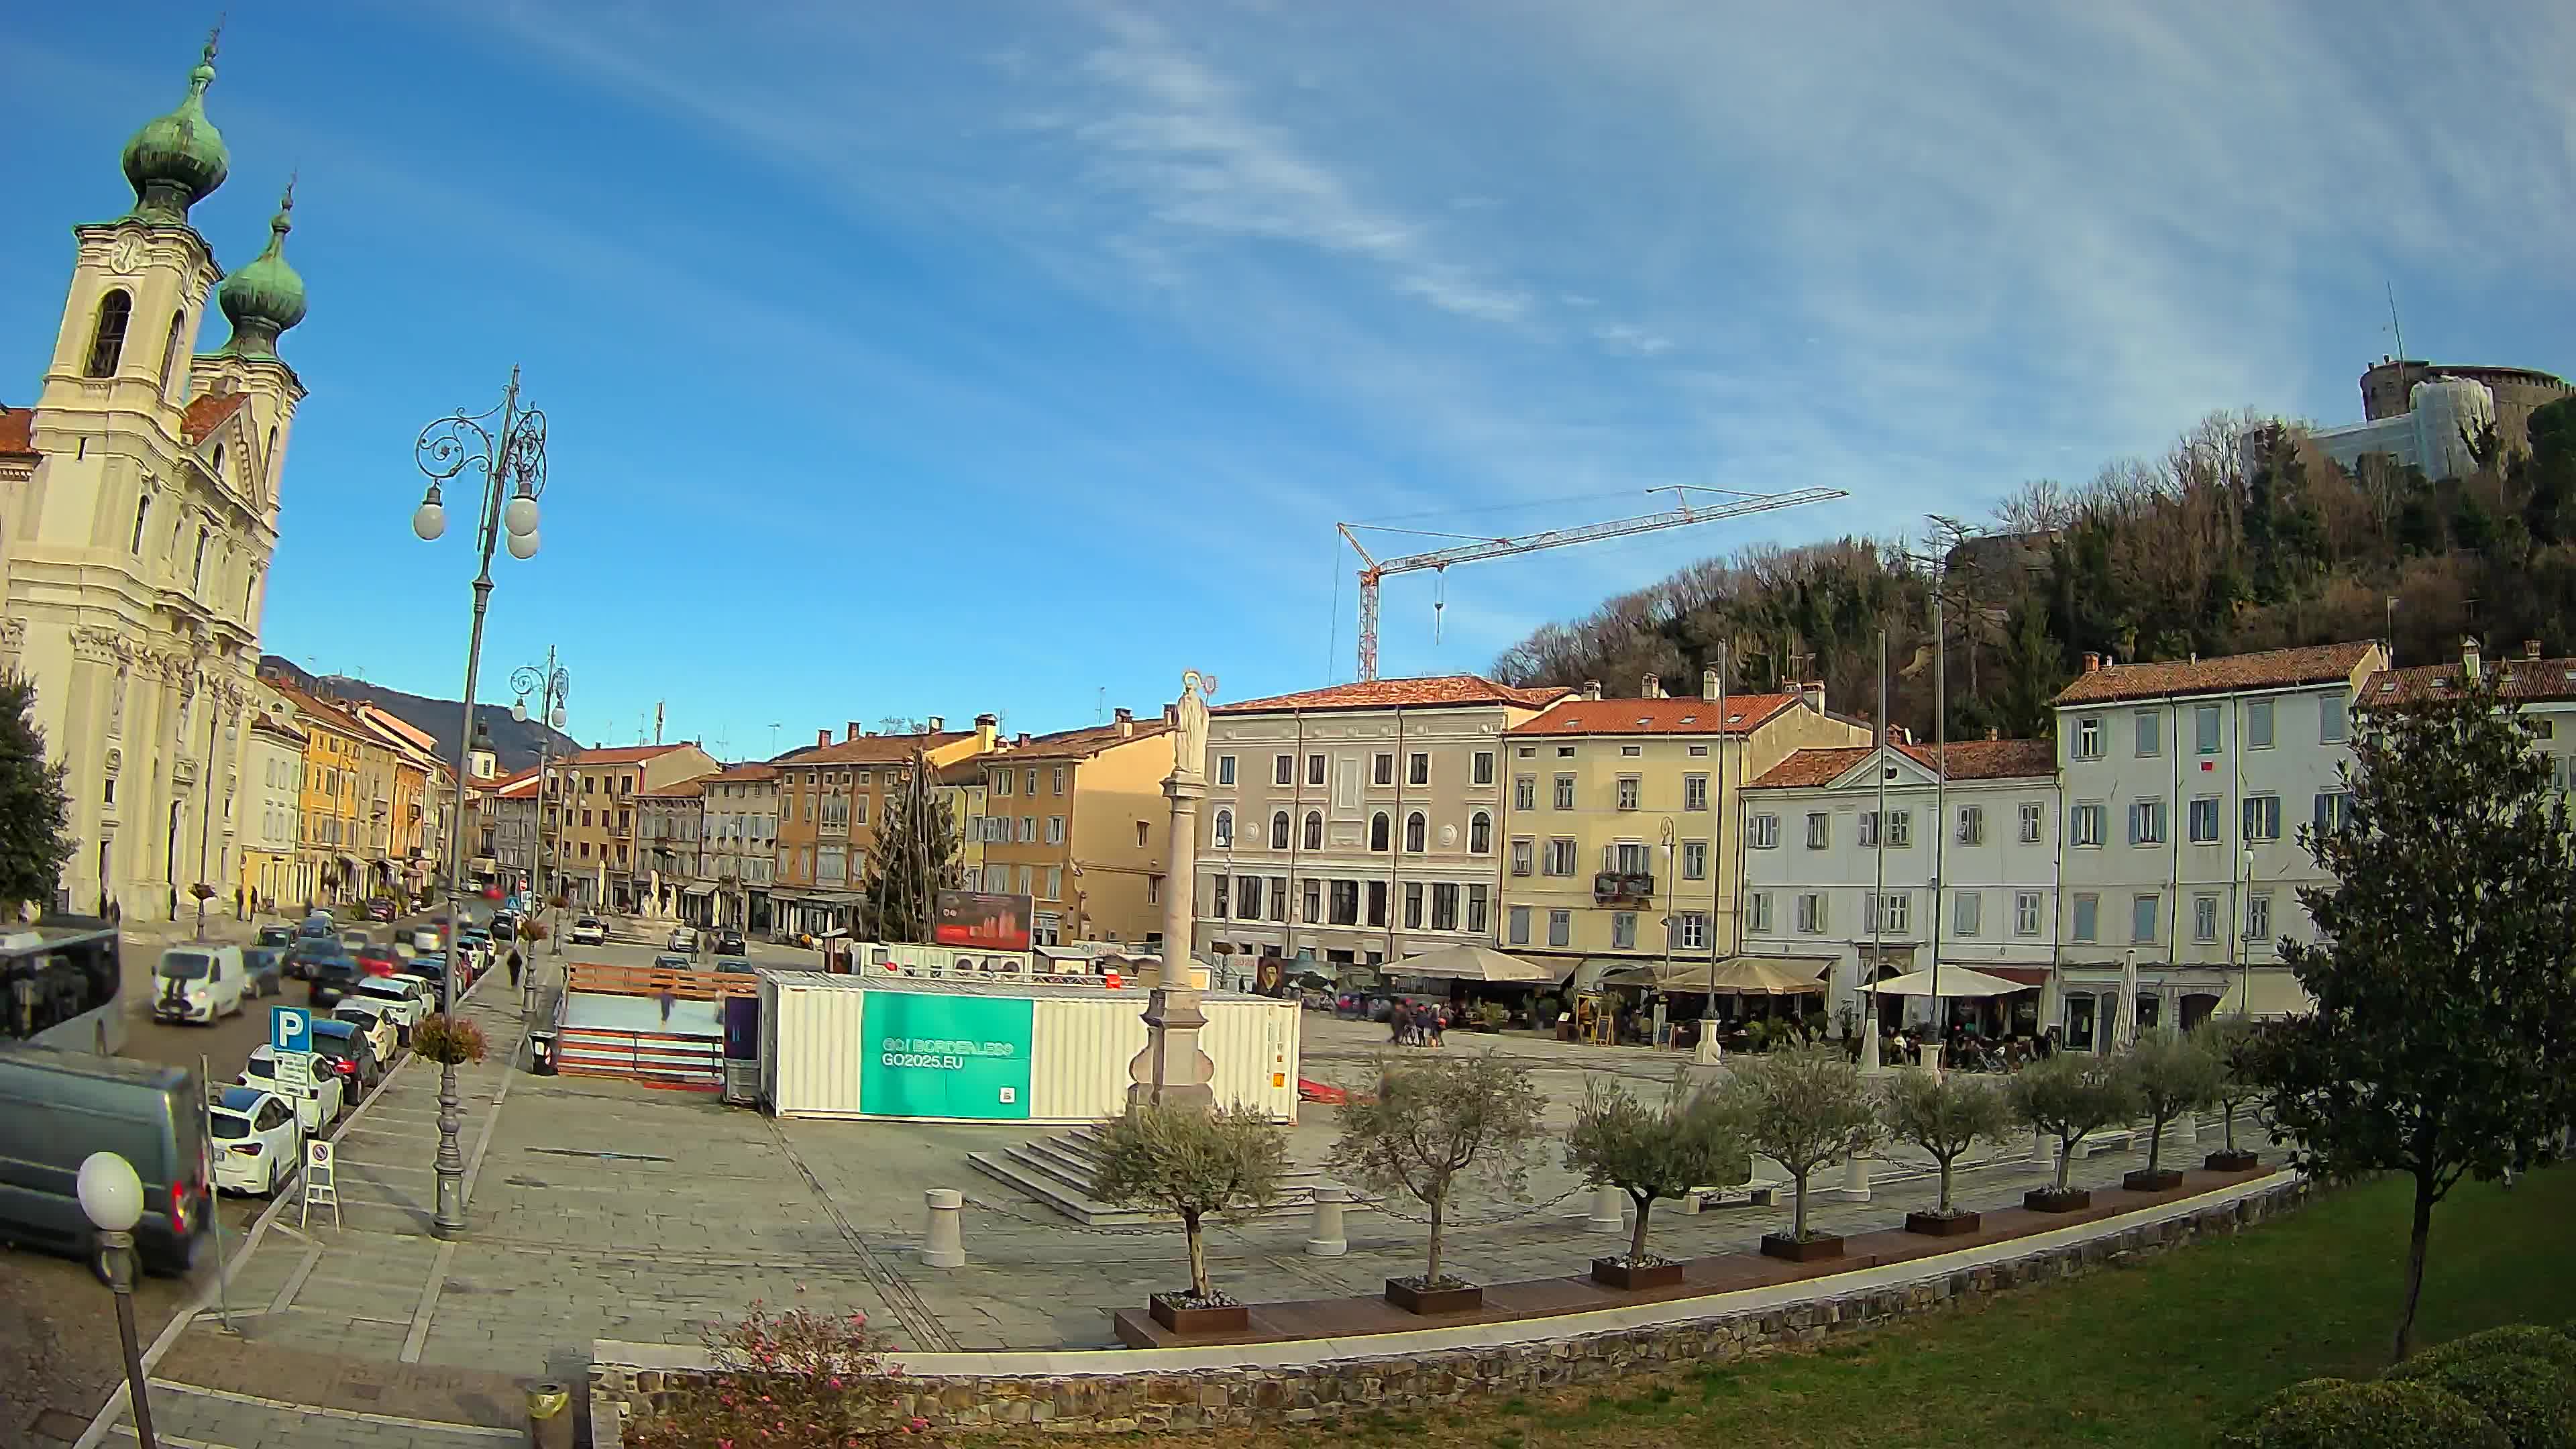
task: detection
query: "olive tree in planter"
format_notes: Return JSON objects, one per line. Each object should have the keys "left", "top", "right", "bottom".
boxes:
{"left": 1330, "top": 1052, "right": 1546, "bottom": 1314}
{"left": 2118, "top": 1028, "right": 2222, "bottom": 1191}
{"left": 1717, "top": 1048, "right": 1881, "bottom": 1262}
{"left": 2192, "top": 1017, "right": 2263, "bottom": 1171}
{"left": 1562, "top": 1069, "right": 1746, "bottom": 1289}
{"left": 2007, "top": 1051, "right": 2138, "bottom": 1212}
{"left": 1089, "top": 1104, "right": 1288, "bottom": 1336}
{"left": 1880, "top": 1069, "right": 2015, "bottom": 1236}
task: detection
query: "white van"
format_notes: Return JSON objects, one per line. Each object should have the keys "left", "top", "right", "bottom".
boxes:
{"left": 152, "top": 945, "right": 246, "bottom": 1024}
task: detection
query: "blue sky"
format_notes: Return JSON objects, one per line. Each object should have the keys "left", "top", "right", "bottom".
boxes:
{"left": 7, "top": 2, "right": 2574, "bottom": 758}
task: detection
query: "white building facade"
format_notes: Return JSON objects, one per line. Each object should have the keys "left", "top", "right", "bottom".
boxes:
{"left": 702, "top": 762, "right": 779, "bottom": 931}
{"left": 1740, "top": 738, "right": 2061, "bottom": 1035}
{"left": 241, "top": 708, "right": 303, "bottom": 908}
{"left": 1192, "top": 676, "right": 1566, "bottom": 968}
{"left": 2050, "top": 641, "right": 2385, "bottom": 1049}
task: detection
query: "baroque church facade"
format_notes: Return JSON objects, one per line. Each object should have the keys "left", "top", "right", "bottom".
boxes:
{"left": 0, "top": 34, "right": 309, "bottom": 920}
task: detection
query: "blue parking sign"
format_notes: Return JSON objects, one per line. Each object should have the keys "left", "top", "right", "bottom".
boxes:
{"left": 270, "top": 1005, "right": 311, "bottom": 1055}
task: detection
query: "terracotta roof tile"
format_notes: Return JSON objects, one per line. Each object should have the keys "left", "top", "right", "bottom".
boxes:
{"left": 1508, "top": 693, "right": 1801, "bottom": 737}
{"left": 779, "top": 731, "right": 971, "bottom": 767}
{"left": 2049, "top": 642, "right": 2380, "bottom": 706}
{"left": 0, "top": 406, "right": 34, "bottom": 458}
{"left": 1751, "top": 738, "right": 2057, "bottom": 789}
{"left": 708, "top": 762, "right": 779, "bottom": 782}
{"left": 936, "top": 757, "right": 989, "bottom": 786}
{"left": 179, "top": 392, "right": 249, "bottom": 445}
{"left": 1216, "top": 674, "right": 1570, "bottom": 715}
{"left": 263, "top": 681, "right": 370, "bottom": 740}
{"left": 636, "top": 778, "right": 708, "bottom": 799}
{"left": 568, "top": 743, "right": 698, "bottom": 765}
{"left": 1002, "top": 720, "right": 1173, "bottom": 761}
{"left": 2365, "top": 655, "right": 2576, "bottom": 706}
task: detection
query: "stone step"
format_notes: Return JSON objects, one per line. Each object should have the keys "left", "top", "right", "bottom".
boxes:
{"left": 967, "top": 1130, "right": 1360, "bottom": 1226}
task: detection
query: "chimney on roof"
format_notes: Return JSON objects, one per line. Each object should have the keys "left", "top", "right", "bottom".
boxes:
{"left": 2525, "top": 639, "right": 2542, "bottom": 661}
{"left": 2083, "top": 651, "right": 2102, "bottom": 674}
{"left": 845, "top": 721, "right": 861, "bottom": 743}
{"left": 1801, "top": 680, "right": 1825, "bottom": 714}
{"left": 816, "top": 728, "right": 830, "bottom": 748}
{"left": 1582, "top": 680, "right": 1603, "bottom": 701}
{"left": 2463, "top": 636, "right": 2481, "bottom": 683}
{"left": 926, "top": 715, "right": 945, "bottom": 733}
{"left": 1114, "top": 706, "right": 1134, "bottom": 738}
{"left": 974, "top": 712, "right": 998, "bottom": 751}
{"left": 1701, "top": 668, "right": 1720, "bottom": 702}
{"left": 1642, "top": 673, "right": 1663, "bottom": 698}
{"left": 1014, "top": 732, "right": 1031, "bottom": 747}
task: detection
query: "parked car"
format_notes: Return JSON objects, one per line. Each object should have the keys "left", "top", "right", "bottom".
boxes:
{"left": 152, "top": 945, "right": 246, "bottom": 1024}
{"left": 356, "top": 976, "right": 432, "bottom": 1036}
{"left": 713, "top": 953, "right": 750, "bottom": 973}
{"left": 309, "top": 1017, "right": 383, "bottom": 1089}
{"left": 257, "top": 924, "right": 295, "bottom": 949}
{"left": 569, "top": 917, "right": 606, "bottom": 946}
{"left": 355, "top": 945, "right": 402, "bottom": 979}
{"left": 713, "top": 928, "right": 746, "bottom": 956}
{"left": 207, "top": 1085, "right": 302, "bottom": 1196}
{"left": 652, "top": 953, "right": 691, "bottom": 972}
{"left": 241, "top": 947, "right": 286, "bottom": 999}
{"left": 331, "top": 1001, "right": 402, "bottom": 1065}
{"left": 338, "top": 928, "right": 376, "bottom": 956}
{"left": 666, "top": 926, "right": 700, "bottom": 953}
{"left": 404, "top": 954, "right": 455, "bottom": 991}
{"left": 237, "top": 1046, "right": 347, "bottom": 1132}
{"left": 0, "top": 1053, "right": 213, "bottom": 1278}
{"left": 305, "top": 954, "right": 365, "bottom": 1008}
{"left": 411, "top": 924, "right": 444, "bottom": 953}
{"left": 364, "top": 898, "right": 397, "bottom": 923}
{"left": 297, "top": 912, "right": 335, "bottom": 940}
{"left": 284, "top": 936, "right": 343, "bottom": 981}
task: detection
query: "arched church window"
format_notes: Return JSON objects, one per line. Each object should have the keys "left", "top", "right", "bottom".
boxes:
{"left": 130, "top": 496, "right": 151, "bottom": 554}
{"left": 159, "top": 311, "right": 187, "bottom": 397}
{"left": 86, "top": 290, "right": 133, "bottom": 377}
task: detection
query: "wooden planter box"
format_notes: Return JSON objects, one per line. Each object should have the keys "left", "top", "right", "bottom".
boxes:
{"left": 1759, "top": 1232, "right": 1843, "bottom": 1263}
{"left": 1385, "top": 1278, "right": 1482, "bottom": 1315}
{"left": 2123, "top": 1167, "right": 2185, "bottom": 1192}
{"left": 1904, "top": 1210, "right": 1982, "bottom": 1237}
{"left": 2204, "top": 1150, "right": 2260, "bottom": 1173}
{"left": 2024, "top": 1187, "right": 2092, "bottom": 1214}
{"left": 1590, "top": 1256, "right": 1684, "bottom": 1291}
{"left": 1147, "top": 1293, "right": 1248, "bottom": 1336}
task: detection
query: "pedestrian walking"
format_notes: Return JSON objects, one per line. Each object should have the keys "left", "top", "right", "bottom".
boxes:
{"left": 1428, "top": 1006, "right": 1446, "bottom": 1049}
{"left": 508, "top": 948, "right": 524, "bottom": 990}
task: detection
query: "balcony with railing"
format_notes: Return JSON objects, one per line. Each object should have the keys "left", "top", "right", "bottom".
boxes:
{"left": 1593, "top": 871, "right": 1656, "bottom": 904}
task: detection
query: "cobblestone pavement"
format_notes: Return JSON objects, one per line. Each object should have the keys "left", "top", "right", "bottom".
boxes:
{"left": 89, "top": 968, "right": 2264, "bottom": 1447}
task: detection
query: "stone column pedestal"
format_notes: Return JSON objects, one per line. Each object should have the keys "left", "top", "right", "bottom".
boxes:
{"left": 1305, "top": 1185, "right": 1350, "bottom": 1256}
{"left": 920, "top": 1188, "right": 965, "bottom": 1268}
{"left": 1585, "top": 1184, "right": 1625, "bottom": 1234}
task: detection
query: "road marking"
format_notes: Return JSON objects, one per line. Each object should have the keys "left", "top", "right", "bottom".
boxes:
{"left": 144, "top": 1380, "right": 521, "bottom": 1438}
{"left": 107, "top": 1430, "right": 234, "bottom": 1448}
{"left": 399, "top": 1239, "right": 458, "bottom": 1363}
{"left": 264, "top": 1242, "right": 324, "bottom": 1317}
{"left": 761, "top": 1115, "right": 959, "bottom": 1352}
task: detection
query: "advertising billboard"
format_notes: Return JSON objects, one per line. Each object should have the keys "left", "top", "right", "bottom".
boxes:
{"left": 859, "top": 991, "right": 1034, "bottom": 1120}
{"left": 932, "top": 890, "right": 1034, "bottom": 952}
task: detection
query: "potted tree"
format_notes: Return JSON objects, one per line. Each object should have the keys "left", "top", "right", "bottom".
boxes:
{"left": 2007, "top": 1051, "right": 2138, "bottom": 1212}
{"left": 1330, "top": 1053, "right": 1546, "bottom": 1313}
{"left": 1564, "top": 1070, "right": 1746, "bottom": 1289}
{"left": 1880, "top": 1069, "right": 2015, "bottom": 1236}
{"left": 2118, "top": 1028, "right": 2222, "bottom": 1191}
{"left": 1089, "top": 1104, "right": 1288, "bottom": 1335}
{"left": 413, "top": 1014, "right": 489, "bottom": 1066}
{"left": 2193, "top": 1018, "right": 2263, "bottom": 1172}
{"left": 1719, "top": 1049, "right": 1880, "bottom": 1262}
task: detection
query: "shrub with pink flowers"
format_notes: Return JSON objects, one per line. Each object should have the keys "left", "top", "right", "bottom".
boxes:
{"left": 623, "top": 1303, "right": 938, "bottom": 1448}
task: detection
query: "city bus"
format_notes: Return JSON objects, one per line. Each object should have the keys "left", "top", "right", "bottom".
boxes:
{"left": 1, "top": 916, "right": 125, "bottom": 1055}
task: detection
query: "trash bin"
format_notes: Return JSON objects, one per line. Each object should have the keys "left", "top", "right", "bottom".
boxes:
{"left": 525, "top": 1381, "right": 572, "bottom": 1449}
{"left": 529, "top": 1030, "right": 557, "bottom": 1075}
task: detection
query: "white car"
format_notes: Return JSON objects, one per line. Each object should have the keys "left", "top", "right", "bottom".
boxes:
{"left": 412, "top": 924, "right": 444, "bottom": 953}
{"left": 331, "top": 1000, "right": 402, "bottom": 1065}
{"left": 352, "top": 975, "right": 431, "bottom": 1035}
{"left": 568, "top": 917, "right": 606, "bottom": 947}
{"left": 209, "top": 1085, "right": 303, "bottom": 1195}
{"left": 239, "top": 1045, "right": 347, "bottom": 1132}
{"left": 152, "top": 945, "right": 246, "bottom": 1024}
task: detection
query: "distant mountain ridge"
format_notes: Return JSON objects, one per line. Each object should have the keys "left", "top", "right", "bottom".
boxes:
{"left": 258, "top": 655, "right": 578, "bottom": 775}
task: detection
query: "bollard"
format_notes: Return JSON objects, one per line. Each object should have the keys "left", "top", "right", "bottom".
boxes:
{"left": 2172, "top": 1108, "right": 2198, "bottom": 1149}
{"left": 526, "top": 1380, "right": 572, "bottom": 1449}
{"left": 1585, "top": 1183, "right": 1625, "bottom": 1234}
{"left": 1694, "top": 1029, "right": 1722, "bottom": 1066}
{"left": 920, "top": 1188, "right": 965, "bottom": 1268}
{"left": 2031, "top": 1128, "right": 2051, "bottom": 1171}
{"left": 1304, "top": 1185, "right": 1350, "bottom": 1256}
{"left": 1829, "top": 1151, "right": 1872, "bottom": 1202}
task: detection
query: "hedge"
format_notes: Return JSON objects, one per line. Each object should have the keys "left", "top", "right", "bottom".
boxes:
{"left": 2223, "top": 1377, "right": 2512, "bottom": 1449}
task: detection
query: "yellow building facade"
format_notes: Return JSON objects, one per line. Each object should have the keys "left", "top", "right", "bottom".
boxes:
{"left": 974, "top": 710, "right": 1173, "bottom": 947}
{"left": 268, "top": 682, "right": 367, "bottom": 907}
{"left": 1499, "top": 674, "right": 1869, "bottom": 985}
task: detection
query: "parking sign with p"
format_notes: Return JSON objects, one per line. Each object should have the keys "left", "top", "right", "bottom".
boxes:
{"left": 271, "top": 1005, "right": 311, "bottom": 1055}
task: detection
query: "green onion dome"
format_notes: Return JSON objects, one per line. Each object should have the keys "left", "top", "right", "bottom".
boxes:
{"left": 214, "top": 184, "right": 306, "bottom": 360}
{"left": 121, "top": 34, "right": 229, "bottom": 225}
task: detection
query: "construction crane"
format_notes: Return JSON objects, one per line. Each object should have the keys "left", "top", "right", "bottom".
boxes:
{"left": 1338, "top": 484, "right": 1849, "bottom": 682}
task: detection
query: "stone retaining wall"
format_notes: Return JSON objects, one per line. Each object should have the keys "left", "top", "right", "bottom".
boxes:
{"left": 592, "top": 1177, "right": 2309, "bottom": 1440}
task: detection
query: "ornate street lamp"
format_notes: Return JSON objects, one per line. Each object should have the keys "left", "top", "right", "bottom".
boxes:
{"left": 79, "top": 1151, "right": 157, "bottom": 1448}
{"left": 412, "top": 367, "right": 547, "bottom": 1239}
{"left": 512, "top": 650, "right": 571, "bottom": 959}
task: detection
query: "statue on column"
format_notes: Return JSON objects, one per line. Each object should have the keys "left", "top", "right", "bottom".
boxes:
{"left": 1171, "top": 669, "right": 1214, "bottom": 784}
{"left": 1131, "top": 669, "right": 1220, "bottom": 1114}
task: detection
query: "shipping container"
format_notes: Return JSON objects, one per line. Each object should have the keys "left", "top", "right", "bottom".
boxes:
{"left": 760, "top": 971, "right": 1298, "bottom": 1124}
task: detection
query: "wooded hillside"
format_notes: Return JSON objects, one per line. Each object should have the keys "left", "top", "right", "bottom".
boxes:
{"left": 1491, "top": 400, "right": 2576, "bottom": 741}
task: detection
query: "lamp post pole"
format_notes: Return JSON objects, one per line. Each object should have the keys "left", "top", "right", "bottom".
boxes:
{"left": 512, "top": 652, "right": 571, "bottom": 956}
{"left": 412, "top": 368, "right": 549, "bottom": 1240}
{"left": 78, "top": 1151, "right": 157, "bottom": 1449}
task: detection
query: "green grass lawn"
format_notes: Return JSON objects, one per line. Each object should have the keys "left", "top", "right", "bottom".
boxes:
{"left": 1220, "top": 1167, "right": 2576, "bottom": 1449}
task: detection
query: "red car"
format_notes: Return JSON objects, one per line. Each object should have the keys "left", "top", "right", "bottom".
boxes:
{"left": 356, "top": 945, "right": 401, "bottom": 978}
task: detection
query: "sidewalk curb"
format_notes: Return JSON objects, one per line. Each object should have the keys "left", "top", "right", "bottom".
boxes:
{"left": 73, "top": 964, "right": 500, "bottom": 1449}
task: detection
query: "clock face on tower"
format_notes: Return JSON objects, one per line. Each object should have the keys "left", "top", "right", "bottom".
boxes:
{"left": 110, "top": 233, "right": 144, "bottom": 275}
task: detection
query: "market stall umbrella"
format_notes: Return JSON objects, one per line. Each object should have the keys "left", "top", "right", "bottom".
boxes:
{"left": 1389, "top": 943, "right": 1560, "bottom": 984}
{"left": 1598, "top": 955, "right": 1830, "bottom": 994}
{"left": 1866, "top": 965, "right": 2026, "bottom": 999}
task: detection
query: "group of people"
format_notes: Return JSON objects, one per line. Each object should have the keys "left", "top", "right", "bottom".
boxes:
{"left": 1863, "top": 1020, "right": 2059, "bottom": 1071}
{"left": 1387, "top": 1000, "right": 1450, "bottom": 1047}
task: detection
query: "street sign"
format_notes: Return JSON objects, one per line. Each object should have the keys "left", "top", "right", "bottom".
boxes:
{"left": 299, "top": 1138, "right": 339, "bottom": 1230}
{"left": 275, "top": 1051, "right": 312, "bottom": 1091}
{"left": 270, "top": 1005, "right": 311, "bottom": 1055}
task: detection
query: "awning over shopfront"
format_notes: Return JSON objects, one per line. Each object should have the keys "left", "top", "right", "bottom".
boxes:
{"left": 1868, "top": 965, "right": 2027, "bottom": 998}
{"left": 1387, "top": 943, "right": 1558, "bottom": 984}
{"left": 2215, "top": 969, "right": 2312, "bottom": 1020}
{"left": 1597, "top": 955, "right": 1831, "bottom": 994}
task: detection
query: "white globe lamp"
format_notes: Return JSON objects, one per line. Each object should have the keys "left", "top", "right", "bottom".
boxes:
{"left": 77, "top": 1151, "right": 143, "bottom": 1232}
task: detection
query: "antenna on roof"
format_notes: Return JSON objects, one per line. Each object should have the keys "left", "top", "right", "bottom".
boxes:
{"left": 2385, "top": 281, "right": 2406, "bottom": 367}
